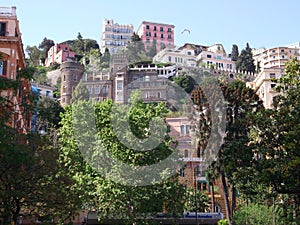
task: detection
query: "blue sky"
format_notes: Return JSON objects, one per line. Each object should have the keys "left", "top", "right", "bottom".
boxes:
{"left": 2, "top": 0, "right": 300, "bottom": 53}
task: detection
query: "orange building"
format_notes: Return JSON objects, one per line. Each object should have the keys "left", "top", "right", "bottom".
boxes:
{"left": 0, "top": 6, "right": 31, "bottom": 133}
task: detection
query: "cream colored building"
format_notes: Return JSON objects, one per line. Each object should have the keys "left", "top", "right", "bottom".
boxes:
{"left": 254, "top": 44, "right": 300, "bottom": 70}
{"left": 246, "top": 68, "right": 282, "bottom": 109}
{"left": 153, "top": 43, "right": 207, "bottom": 67}
{"left": 196, "top": 44, "right": 236, "bottom": 71}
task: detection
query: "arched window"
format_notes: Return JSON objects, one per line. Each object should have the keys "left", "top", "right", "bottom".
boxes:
{"left": 184, "top": 149, "right": 189, "bottom": 158}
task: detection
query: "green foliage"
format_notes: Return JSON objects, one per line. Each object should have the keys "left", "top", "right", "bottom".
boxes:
{"left": 218, "top": 219, "right": 229, "bottom": 225}
{"left": 230, "top": 44, "right": 239, "bottom": 62}
{"left": 236, "top": 43, "right": 255, "bottom": 73}
{"left": 58, "top": 96, "right": 185, "bottom": 224}
{"left": 233, "top": 203, "right": 275, "bottom": 225}
{"left": 185, "top": 188, "right": 210, "bottom": 212}
{"left": 147, "top": 39, "right": 157, "bottom": 58}
{"left": 70, "top": 80, "right": 90, "bottom": 104}
{"left": 123, "top": 32, "right": 149, "bottom": 64}
{"left": 173, "top": 74, "right": 196, "bottom": 93}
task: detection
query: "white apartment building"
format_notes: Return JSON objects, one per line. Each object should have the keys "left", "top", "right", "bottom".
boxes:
{"left": 100, "top": 19, "right": 134, "bottom": 54}
{"left": 196, "top": 44, "right": 236, "bottom": 70}
{"left": 153, "top": 47, "right": 197, "bottom": 67}
{"left": 254, "top": 43, "right": 300, "bottom": 70}
{"left": 246, "top": 68, "right": 282, "bottom": 109}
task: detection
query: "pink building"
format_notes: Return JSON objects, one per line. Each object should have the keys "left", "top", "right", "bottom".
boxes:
{"left": 44, "top": 43, "right": 75, "bottom": 67}
{"left": 136, "top": 21, "right": 175, "bottom": 53}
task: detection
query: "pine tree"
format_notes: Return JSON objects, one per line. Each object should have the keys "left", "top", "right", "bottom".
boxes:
{"left": 236, "top": 43, "right": 255, "bottom": 73}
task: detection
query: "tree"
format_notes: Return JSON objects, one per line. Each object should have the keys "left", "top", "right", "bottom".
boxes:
{"left": 185, "top": 188, "right": 210, "bottom": 212}
{"left": 172, "top": 74, "right": 196, "bottom": 94}
{"left": 236, "top": 43, "right": 255, "bottom": 73}
{"left": 59, "top": 92, "right": 186, "bottom": 224}
{"left": 124, "top": 32, "right": 148, "bottom": 63}
{"left": 230, "top": 44, "right": 239, "bottom": 62}
{"left": 0, "top": 68, "right": 79, "bottom": 225}
{"left": 191, "top": 79, "right": 264, "bottom": 224}
{"left": 233, "top": 203, "right": 277, "bottom": 225}
{"left": 70, "top": 80, "right": 90, "bottom": 104}
{"left": 25, "top": 45, "right": 41, "bottom": 67}
{"left": 249, "top": 58, "right": 300, "bottom": 223}
{"left": 38, "top": 37, "right": 55, "bottom": 64}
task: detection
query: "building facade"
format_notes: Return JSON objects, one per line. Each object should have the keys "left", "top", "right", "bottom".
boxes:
{"left": 0, "top": 6, "right": 31, "bottom": 133}
{"left": 44, "top": 43, "right": 75, "bottom": 67}
{"left": 100, "top": 18, "right": 134, "bottom": 54}
{"left": 196, "top": 44, "right": 236, "bottom": 71}
{"left": 254, "top": 44, "right": 300, "bottom": 70}
{"left": 246, "top": 68, "right": 282, "bottom": 109}
{"left": 60, "top": 61, "right": 84, "bottom": 107}
{"left": 137, "top": 21, "right": 175, "bottom": 53}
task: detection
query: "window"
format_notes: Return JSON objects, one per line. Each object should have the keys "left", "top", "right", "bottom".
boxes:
{"left": 154, "top": 26, "right": 157, "bottom": 31}
{"left": 282, "top": 55, "right": 285, "bottom": 59}
{"left": 157, "top": 92, "right": 161, "bottom": 98}
{"left": 197, "top": 147, "right": 201, "bottom": 158}
{"left": 133, "top": 75, "right": 138, "bottom": 81}
{"left": 87, "top": 85, "right": 93, "bottom": 94}
{"left": 145, "top": 75, "right": 150, "bottom": 82}
{"left": 168, "top": 56, "right": 172, "bottom": 62}
{"left": 160, "top": 33, "right": 164, "bottom": 38}
{"left": 73, "top": 74, "right": 77, "bottom": 81}
{"left": 270, "top": 73, "right": 276, "bottom": 79}
{"left": 184, "top": 150, "right": 189, "bottom": 158}
{"left": 187, "top": 51, "right": 191, "bottom": 55}
{"left": 167, "top": 27, "right": 172, "bottom": 32}
{"left": 207, "top": 54, "right": 212, "bottom": 58}
{"left": 168, "top": 34, "right": 172, "bottom": 39}
{"left": 139, "top": 75, "right": 144, "bottom": 81}
{"left": 0, "top": 22, "right": 6, "bottom": 36}
{"left": 95, "top": 85, "right": 100, "bottom": 94}
{"left": 186, "top": 125, "right": 190, "bottom": 134}
{"left": 0, "top": 61, "right": 7, "bottom": 76}
{"left": 167, "top": 125, "right": 171, "bottom": 132}
{"left": 46, "top": 90, "right": 51, "bottom": 97}
{"left": 180, "top": 125, "right": 190, "bottom": 135}
{"left": 102, "top": 85, "right": 108, "bottom": 93}
{"left": 270, "top": 83, "right": 276, "bottom": 89}
{"left": 146, "top": 32, "right": 151, "bottom": 37}
{"left": 281, "top": 49, "right": 285, "bottom": 52}
{"left": 160, "top": 27, "right": 163, "bottom": 32}
{"left": 146, "top": 25, "right": 150, "bottom": 30}
{"left": 63, "top": 75, "right": 66, "bottom": 81}
{"left": 180, "top": 168, "right": 185, "bottom": 177}
{"left": 180, "top": 125, "right": 184, "bottom": 135}
{"left": 117, "top": 81, "right": 123, "bottom": 90}
{"left": 154, "top": 33, "right": 157, "bottom": 38}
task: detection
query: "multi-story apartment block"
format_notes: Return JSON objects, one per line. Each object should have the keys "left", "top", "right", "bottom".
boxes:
{"left": 166, "top": 116, "right": 209, "bottom": 192}
{"left": 0, "top": 6, "right": 31, "bottom": 133}
{"left": 82, "top": 73, "right": 113, "bottom": 102}
{"left": 100, "top": 18, "right": 134, "bottom": 54}
{"left": 196, "top": 44, "right": 236, "bottom": 71}
{"left": 153, "top": 43, "right": 207, "bottom": 67}
{"left": 254, "top": 44, "right": 300, "bottom": 70}
{"left": 44, "top": 43, "right": 75, "bottom": 67}
{"left": 137, "top": 21, "right": 175, "bottom": 53}
{"left": 246, "top": 68, "right": 282, "bottom": 109}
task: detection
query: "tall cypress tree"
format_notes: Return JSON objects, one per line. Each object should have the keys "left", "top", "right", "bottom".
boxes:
{"left": 236, "top": 43, "right": 255, "bottom": 73}
{"left": 230, "top": 44, "right": 239, "bottom": 61}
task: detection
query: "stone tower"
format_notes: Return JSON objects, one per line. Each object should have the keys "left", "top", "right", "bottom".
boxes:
{"left": 60, "top": 61, "right": 84, "bottom": 107}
